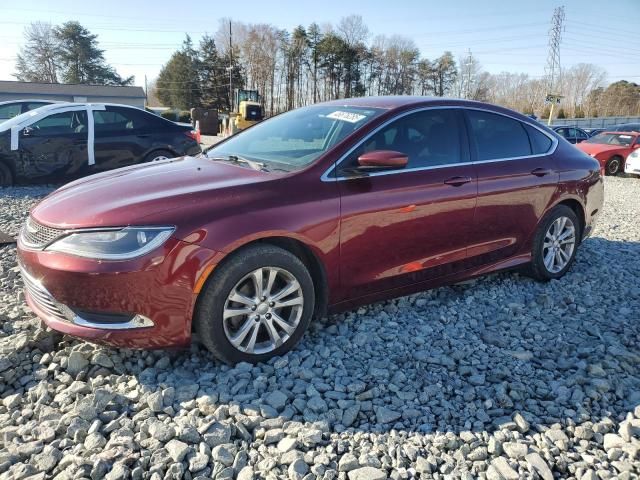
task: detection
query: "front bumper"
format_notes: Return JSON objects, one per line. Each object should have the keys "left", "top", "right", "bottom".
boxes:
{"left": 625, "top": 157, "right": 640, "bottom": 175}
{"left": 18, "top": 237, "right": 222, "bottom": 349}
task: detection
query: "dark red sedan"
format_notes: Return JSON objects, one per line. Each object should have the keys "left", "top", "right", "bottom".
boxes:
{"left": 17, "top": 97, "right": 604, "bottom": 363}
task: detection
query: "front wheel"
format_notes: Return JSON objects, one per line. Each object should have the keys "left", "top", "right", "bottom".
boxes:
{"left": 529, "top": 205, "right": 580, "bottom": 281}
{"left": 144, "top": 149, "right": 174, "bottom": 163}
{"left": 193, "top": 245, "right": 315, "bottom": 364}
{"left": 605, "top": 156, "right": 622, "bottom": 176}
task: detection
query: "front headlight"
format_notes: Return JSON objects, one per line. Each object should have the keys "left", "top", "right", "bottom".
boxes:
{"left": 46, "top": 226, "right": 175, "bottom": 260}
{"left": 629, "top": 150, "right": 639, "bottom": 159}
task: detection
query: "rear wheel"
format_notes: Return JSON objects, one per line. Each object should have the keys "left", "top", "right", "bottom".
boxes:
{"left": 144, "top": 149, "right": 174, "bottom": 163}
{"left": 605, "top": 156, "right": 622, "bottom": 176}
{"left": 529, "top": 205, "right": 580, "bottom": 281}
{"left": 0, "top": 162, "right": 13, "bottom": 187}
{"left": 194, "top": 245, "right": 315, "bottom": 364}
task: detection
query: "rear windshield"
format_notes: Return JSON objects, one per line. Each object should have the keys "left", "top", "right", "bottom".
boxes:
{"left": 586, "top": 133, "right": 636, "bottom": 146}
{"left": 207, "top": 105, "right": 384, "bottom": 170}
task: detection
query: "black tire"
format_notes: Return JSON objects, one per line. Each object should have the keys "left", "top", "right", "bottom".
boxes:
{"left": 143, "top": 149, "right": 174, "bottom": 163}
{"left": 605, "top": 156, "right": 622, "bottom": 176}
{"left": 0, "top": 162, "right": 13, "bottom": 187}
{"left": 529, "top": 205, "right": 581, "bottom": 282}
{"left": 193, "top": 244, "right": 315, "bottom": 364}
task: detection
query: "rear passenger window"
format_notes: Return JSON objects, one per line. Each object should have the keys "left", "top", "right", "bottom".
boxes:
{"left": 93, "top": 107, "right": 149, "bottom": 132}
{"left": 467, "top": 110, "right": 532, "bottom": 160}
{"left": 524, "top": 124, "right": 553, "bottom": 154}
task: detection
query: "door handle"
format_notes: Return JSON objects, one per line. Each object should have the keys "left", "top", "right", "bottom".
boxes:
{"left": 531, "top": 167, "right": 552, "bottom": 177}
{"left": 444, "top": 175, "right": 472, "bottom": 186}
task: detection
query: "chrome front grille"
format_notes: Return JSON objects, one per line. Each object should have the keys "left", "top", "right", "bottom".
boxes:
{"left": 20, "top": 267, "right": 70, "bottom": 323}
{"left": 21, "top": 217, "right": 65, "bottom": 249}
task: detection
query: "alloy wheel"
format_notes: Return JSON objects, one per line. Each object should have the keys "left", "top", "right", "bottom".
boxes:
{"left": 152, "top": 155, "right": 169, "bottom": 162}
{"left": 542, "top": 216, "right": 576, "bottom": 273}
{"left": 223, "top": 267, "right": 304, "bottom": 355}
{"left": 607, "top": 158, "right": 620, "bottom": 175}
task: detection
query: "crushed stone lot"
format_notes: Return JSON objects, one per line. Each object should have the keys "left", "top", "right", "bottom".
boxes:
{"left": 0, "top": 177, "right": 639, "bottom": 480}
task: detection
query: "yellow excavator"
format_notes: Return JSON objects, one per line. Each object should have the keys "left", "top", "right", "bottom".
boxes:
{"left": 232, "top": 89, "right": 263, "bottom": 131}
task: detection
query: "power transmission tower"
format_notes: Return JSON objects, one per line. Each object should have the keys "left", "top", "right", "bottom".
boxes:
{"left": 464, "top": 49, "right": 473, "bottom": 99}
{"left": 544, "top": 6, "right": 565, "bottom": 125}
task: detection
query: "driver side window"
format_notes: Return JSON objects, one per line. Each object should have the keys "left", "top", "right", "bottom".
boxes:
{"left": 338, "top": 109, "right": 464, "bottom": 174}
{"left": 30, "top": 111, "right": 88, "bottom": 135}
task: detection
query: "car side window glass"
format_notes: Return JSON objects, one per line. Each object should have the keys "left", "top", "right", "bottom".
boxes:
{"left": 524, "top": 124, "right": 553, "bottom": 154}
{"left": 467, "top": 110, "right": 532, "bottom": 160}
{"left": 30, "top": 110, "right": 88, "bottom": 135}
{"left": 94, "top": 107, "right": 149, "bottom": 132}
{"left": 0, "top": 104, "right": 22, "bottom": 119}
{"left": 339, "top": 109, "right": 463, "bottom": 172}
{"left": 25, "top": 102, "right": 48, "bottom": 111}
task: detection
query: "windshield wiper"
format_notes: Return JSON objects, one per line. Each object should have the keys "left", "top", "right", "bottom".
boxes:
{"left": 209, "top": 154, "right": 267, "bottom": 171}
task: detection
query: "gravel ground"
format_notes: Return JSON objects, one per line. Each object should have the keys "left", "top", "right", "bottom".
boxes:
{"left": 0, "top": 177, "right": 639, "bottom": 480}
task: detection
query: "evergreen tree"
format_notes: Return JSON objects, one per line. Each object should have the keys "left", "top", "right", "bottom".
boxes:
{"left": 54, "top": 21, "right": 132, "bottom": 85}
{"left": 156, "top": 36, "right": 202, "bottom": 109}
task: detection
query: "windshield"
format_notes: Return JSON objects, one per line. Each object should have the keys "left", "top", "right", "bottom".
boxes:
{"left": 206, "top": 105, "right": 385, "bottom": 170}
{"left": 586, "top": 133, "right": 636, "bottom": 146}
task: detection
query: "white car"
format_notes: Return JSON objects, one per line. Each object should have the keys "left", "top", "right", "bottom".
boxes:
{"left": 625, "top": 148, "right": 640, "bottom": 177}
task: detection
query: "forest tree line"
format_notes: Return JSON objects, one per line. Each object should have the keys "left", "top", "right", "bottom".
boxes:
{"left": 12, "top": 18, "right": 640, "bottom": 119}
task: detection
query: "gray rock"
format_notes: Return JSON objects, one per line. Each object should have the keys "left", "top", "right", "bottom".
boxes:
{"left": 502, "top": 442, "right": 528, "bottom": 459}
{"left": 338, "top": 453, "right": 359, "bottom": 472}
{"left": 288, "top": 458, "right": 309, "bottom": 480}
{"left": 375, "top": 406, "right": 401, "bottom": 424}
{"left": 525, "top": 452, "right": 553, "bottom": 480}
{"left": 265, "top": 390, "right": 288, "bottom": 411}
{"left": 211, "top": 444, "right": 235, "bottom": 467}
{"left": 165, "top": 439, "right": 189, "bottom": 462}
{"left": 67, "top": 351, "right": 89, "bottom": 375}
{"left": 490, "top": 457, "right": 519, "bottom": 480}
{"left": 347, "top": 467, "right": 387, "bottom": 480}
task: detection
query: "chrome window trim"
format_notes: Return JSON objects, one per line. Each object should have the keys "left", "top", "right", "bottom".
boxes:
{"left": 320, "top": 105, "right": 558, "bottom": 182}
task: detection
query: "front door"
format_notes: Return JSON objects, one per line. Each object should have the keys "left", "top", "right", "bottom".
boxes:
{"left": 464, "top": 109, "right": 559, "bottom": 264}
{"left": 336, "top": 108, "right": 477, "bottom": 300}
{"left": 17, "top": 110, "right": 89, "bottom": 182}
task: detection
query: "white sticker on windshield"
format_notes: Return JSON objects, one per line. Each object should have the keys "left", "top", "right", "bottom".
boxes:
{"left": 326, "top": 111, "right": 367, "bottom": 123}
{"left": 620, "top": 135, "right": 632, "bottom": 139}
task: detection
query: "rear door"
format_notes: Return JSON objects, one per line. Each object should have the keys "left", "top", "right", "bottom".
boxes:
{"left": 92, "top": 106, "right": 151, "bottom": 173}
{"left": 336, "top": 108, "right": 477, "bottom": 300}
{"left": 17, "top": 110, "right": 89, "bottom": 182}
{"left": 464, "top": 109, "right": 559, "bottom": 264}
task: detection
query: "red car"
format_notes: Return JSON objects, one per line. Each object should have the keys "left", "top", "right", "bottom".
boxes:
{"left": 17, "top": 97, "right": 604, "bottom": 363}
{"left": 577, "top": 131, "right": 640, "bottom": 175}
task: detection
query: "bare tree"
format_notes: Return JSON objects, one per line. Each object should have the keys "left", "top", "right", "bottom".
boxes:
{"left": 14, "top": 22, "right": 59, "bottom": 83}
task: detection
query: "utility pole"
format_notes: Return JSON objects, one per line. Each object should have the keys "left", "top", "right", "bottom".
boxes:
{"left": 544, "top": 6, "right": 565, "bottom": 125}
{"left": 228, "top": 20, "right": 233, "bottom": 112}
{"left": 144, "top": 74, "right": 148, "bottom": 108}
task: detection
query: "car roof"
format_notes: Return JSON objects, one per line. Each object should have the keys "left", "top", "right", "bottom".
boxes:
{"left": 599, "top": 131, "right": 639, "bottom": 135}
{"left": 0, "top": 99, "right": 57, "bottom": 106}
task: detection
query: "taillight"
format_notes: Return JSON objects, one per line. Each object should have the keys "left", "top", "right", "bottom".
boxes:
{"left": 185, "top": 130, "right": 200, "bottom": 143}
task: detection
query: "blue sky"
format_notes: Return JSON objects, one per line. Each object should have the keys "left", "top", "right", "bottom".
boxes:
{"left": 1, "top": 0, "right": 638, "bottom": 88}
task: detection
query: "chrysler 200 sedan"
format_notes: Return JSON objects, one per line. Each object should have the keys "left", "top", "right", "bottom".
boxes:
{"left": 17, "top": 97, "right": 604, "bottom": 364}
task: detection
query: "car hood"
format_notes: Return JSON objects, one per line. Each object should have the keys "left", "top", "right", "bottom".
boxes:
{"left": 31, "top": 156, "right": 277, "bottom": 233}
{"left": 577, "top": 143, "right": 627, "bottom": 156}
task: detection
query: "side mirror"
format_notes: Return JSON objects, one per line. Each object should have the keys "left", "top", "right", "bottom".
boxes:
{"left": 633, "top": 143, "right": 640, "bottom": 149}
{"left": 21, "top": 126, "right": 34, "bottom": 137}
{"left": 357, "top": 150, "right": 408, "bottom": 170}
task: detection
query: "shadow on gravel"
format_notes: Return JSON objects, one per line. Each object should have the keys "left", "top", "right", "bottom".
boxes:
{"left": 4, "top": 236, "right": 640, "bottom": 439}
